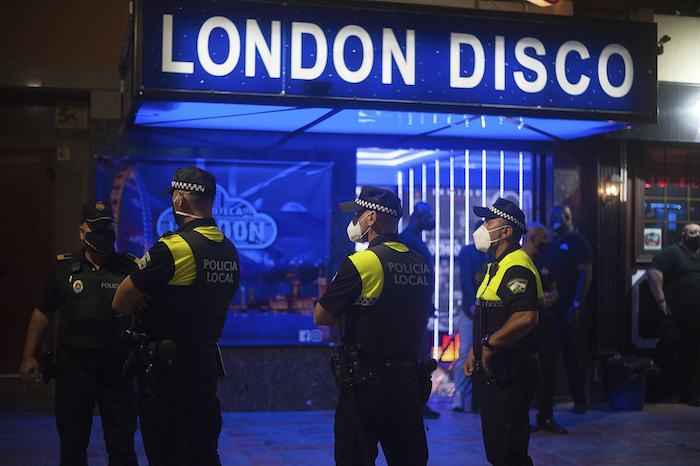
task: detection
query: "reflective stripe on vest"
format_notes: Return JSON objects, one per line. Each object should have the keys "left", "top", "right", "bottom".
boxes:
{"left": 477, "top": 248, "right": 543, "bottom": 304}
{"left": 160, "top": 226, "right": 226, "bottom": 286}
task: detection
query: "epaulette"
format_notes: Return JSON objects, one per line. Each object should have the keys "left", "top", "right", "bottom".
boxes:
{"left": 56, "top": 253, "right": 71, "bottom": 261}
{"left": 125, "top": 252, "right": 140, "bottom": 264}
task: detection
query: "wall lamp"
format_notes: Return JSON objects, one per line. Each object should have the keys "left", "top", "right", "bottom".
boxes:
{"left": 601, "top": 174, "right": 622, "bottom": 203}
{"left": 657, "top": 35, "right": 671, "bottom": 55}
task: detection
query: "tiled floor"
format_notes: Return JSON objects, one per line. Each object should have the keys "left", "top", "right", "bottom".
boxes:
{"left": 1, "top": 396, "right": 700, "bottom": 465}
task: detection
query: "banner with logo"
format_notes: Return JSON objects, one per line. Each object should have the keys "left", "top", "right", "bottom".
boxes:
{"left": 96, "top": 157, "right": 332, "bottom": 345}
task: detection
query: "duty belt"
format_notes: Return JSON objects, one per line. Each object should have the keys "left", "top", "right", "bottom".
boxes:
{"left": 365, "top": 358, "right": 416, "bottom": 372}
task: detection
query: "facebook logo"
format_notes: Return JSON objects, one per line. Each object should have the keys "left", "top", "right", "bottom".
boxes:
{"left": 299, "top": 329, "right": 324, "bottom": 343}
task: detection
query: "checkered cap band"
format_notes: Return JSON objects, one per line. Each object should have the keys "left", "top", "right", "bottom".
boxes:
{"left": 489, "top": 206, "right": 525, "bottom": 231}
{"left": 355, "top": 198, "right": 399, "bottom": 218}
{"left": 171, "top": 180, "right": 206, "bottom": 193}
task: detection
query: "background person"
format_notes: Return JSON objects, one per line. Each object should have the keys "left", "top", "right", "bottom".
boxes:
{"left": 315, "top": 186, "right": 434, "bottom": 466}
{"left": 543, "top": 205, "right": 593, "bottom": 414}
{"left": 452, "top": 222, "right": 493, "bottom": 412}
{"left": 523, "top": 222, "right": 566, "bottom": 434}
{"left": 463, "top": 198, "right": 542, "bottom": 465}
{"left": 20, "top": 201, "right": 138, "bottom": 466}
{"left": 399, "top": 201, "right": 440, "bottom": 419}
{"left": 647, "top": 223, "right": 700, "bottom": 407}
{"left": 112, "top": 167, "right": 240, "bottom": 464}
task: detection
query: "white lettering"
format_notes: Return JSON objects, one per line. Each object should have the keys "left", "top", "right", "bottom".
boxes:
{"left": 291, "top": 22, "right": 327, "bottom": 80}
{"left": 203, "top": 259, "right": 239, "bottom": 272}
{"left": 334, "top": 25, "right": 373, "bottom": 83}
{"left": 450, "top": 33, "right": 485, "bottom": 89}
{"left": 382, "top": 28, "right": 415, "bottom": 85}
{"left": 101, "top": 282, "right": 120, "bottom": 289}
{"left": 207, "top": 271, "right": 238, "bottom": 283}
{"left": 248, "top": 222, "right": 265, "bottom": 243}
{"left": 556, "top": 40, "right": 591, "bottom": 96}
{"left": 494, "top": 35, "right": 505, "bottom": 91}
{"left": 514, "top": 37, "right": 547, "bottom": 93}
{"left": 393, "top": 273, "right": 428, "bottom": 286}
{"left": 599, "top": 43, "right": 633, "bottom": 98}
{"left": 245, "top": 19, "right": 281, "bottom": 78}
{"left": 198, "top": 16, "right": 241, "bottom": 76}
{"left": 233, "top": 220, "right": 248, "bottom": 241}
{"left": 162, "top": 14, "right": 194, "bottom": 74}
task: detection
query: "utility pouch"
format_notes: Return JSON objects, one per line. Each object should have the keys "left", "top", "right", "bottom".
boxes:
{"left": 40, "top": 342, "right": 54, "bottom": 385}
{"left": 332, "top": 344, "right": 371, "bottom": 388}
{"left": 488, "top": 352, "right": 510, "bottom": 387}
{"left": 157, "top": 339, "right": 181, "bottom": 369}
{"left": 416, "top": 358, "right": 437, "bottom": 403}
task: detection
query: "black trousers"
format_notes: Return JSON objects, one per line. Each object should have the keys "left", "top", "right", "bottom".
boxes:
{"left": 137, "top": 359, "right": 222, "bottom": 466}
{"left": 335, "top": 370, "right": 428, "bottom": 466}
{"left": 652, "top": 317, "right": 700, "bottom": 400}
{"left": 553, "top": 310, "right": 588, "bottom": 403}
{"left": 54, "top": 359, "right": 138, "bottom": 466}
{"left": 473, "top": 357, "right": 541, "bottom": 466}
{"left": 535, "top": 310, "right": 560, "bottom": 423}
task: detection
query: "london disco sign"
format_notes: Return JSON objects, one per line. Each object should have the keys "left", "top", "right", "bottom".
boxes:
{"left": 136, "top": 0, "right": 657, "bottom": 121}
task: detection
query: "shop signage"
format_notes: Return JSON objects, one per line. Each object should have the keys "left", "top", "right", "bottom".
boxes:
{"left": 137, "top": 0, "right": 657, "bottom": 120}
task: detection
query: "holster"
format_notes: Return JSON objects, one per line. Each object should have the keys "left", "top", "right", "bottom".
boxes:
{"left": 331, "top": 344, "right": 371, "bottom": 388}
{"left": 40, "top": 344, "right": 54, "bottom": 385}
{"left": 417, "top": 358, "right": 437, "bottom": 403}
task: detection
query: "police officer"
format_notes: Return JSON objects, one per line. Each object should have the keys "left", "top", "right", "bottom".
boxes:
{"left": 20, "top": 201, "right": 138, "bottom": 466}
{"left": 314, "top": 186, "right": 434, "bottom": 466}
{"left": 112, "top": 167, "right": 240, "bottom": 465}
{"left": 463, "top": 198, "right": 542, "bottom": 466}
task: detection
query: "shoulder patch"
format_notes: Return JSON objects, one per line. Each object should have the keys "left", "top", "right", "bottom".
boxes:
{"left": 56, "top": 253, "right": 71, "bottom": 261}
{"left": 138, "top": 252, "right": 151, "bottom": 270}
{"left": 507, "top": 278, "right": 528, "bottom": 294}
{"left": 125, "top": 252, "right": 140, "bottom": 264}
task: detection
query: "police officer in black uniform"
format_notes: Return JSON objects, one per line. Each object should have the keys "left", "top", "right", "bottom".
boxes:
{"left": 314, "top": 186, "right": 434, "bottom": 466}
{"left": 113, "top": 167, "right": 240, "bottom": 465}
{"left": 463, "top": 198, "right": 542, "bottom": 466}
{"left": 20, "top": 201, "right": 138, "bottom": 466}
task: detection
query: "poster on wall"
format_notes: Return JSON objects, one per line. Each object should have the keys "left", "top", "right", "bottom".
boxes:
{"left": 643, "top": 228, "right": 662, "bottom": 251}
{"left": 96, "top": 157, "right": 332, "bottom": 346}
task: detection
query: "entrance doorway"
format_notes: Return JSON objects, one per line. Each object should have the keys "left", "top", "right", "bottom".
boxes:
{"left": 0, "top": 151, "right": 55, "bottom": 374}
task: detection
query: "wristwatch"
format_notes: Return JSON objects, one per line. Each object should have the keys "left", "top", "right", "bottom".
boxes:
{"left": 481, "top": 334, "right": 498, "bottom": 350}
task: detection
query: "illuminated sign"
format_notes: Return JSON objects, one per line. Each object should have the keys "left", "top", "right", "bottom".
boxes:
{"left": 136, "top": 0, "right": 657, "bottom": 121}
{"left": 156, "top": 184, "right": 278, "bottom": 249}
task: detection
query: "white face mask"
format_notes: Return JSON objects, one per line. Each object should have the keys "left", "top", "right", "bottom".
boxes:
{"left": 347, "top": 211, "right": 372, "bottom": 243}
{"left": 172, "top": 192, "right": 203, "bottom": 226}
{"left": 473, "top": 224, "right": 506, "bottom": 252}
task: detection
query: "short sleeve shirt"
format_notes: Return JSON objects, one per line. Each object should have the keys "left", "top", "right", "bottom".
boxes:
{"left": 36, "top": 249, "right": 135, "bottom": 314}
{"left": 650, "top": 243, "right": 700, "bottom": 320}
{"left": 543, "top": 231, "right": 593, "bottom": 311}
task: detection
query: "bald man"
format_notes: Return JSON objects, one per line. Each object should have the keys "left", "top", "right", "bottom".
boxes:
{"left": 523, "top": 222, "right": 566, "bottom": 434}
{"left": 647, "top": 223, "right": 700, "bottom": 407}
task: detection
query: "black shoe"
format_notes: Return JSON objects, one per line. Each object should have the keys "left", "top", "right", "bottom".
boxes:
{"left": 537, "top": 418, "right": 568, "bottom": 434}
{"left": 679, "top": 394, "right": 700, "bottom": 407}
{"left": 422, "top": 404, "right": 440, "bottom": 419}
{"left": 573, "top": 400, "right": 588, "bottom": 414}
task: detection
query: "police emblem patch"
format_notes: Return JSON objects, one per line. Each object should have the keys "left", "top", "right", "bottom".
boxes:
{"left": 73, "top": 280, "right": 84, "bottom": 294}
{"left": 138, "top": 252, "right": 151, "bottom": 270}
{"left": 507, "top": 278, "right": 528, "bottom": 294}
